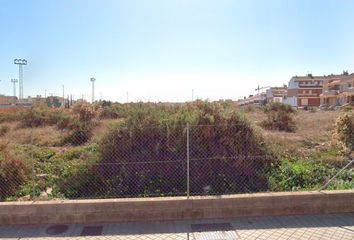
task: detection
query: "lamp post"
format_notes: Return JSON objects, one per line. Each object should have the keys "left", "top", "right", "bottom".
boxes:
{"left": 14, "top": 59, "right": 27, "bottom": 102}
{"left": 62, "top": 85, "right": 65, "bottom": 107}
{"left": 90, "top": 77, "right": 96, "bottom": 103}
{"left": 11, "top": 79, "right": 18, "bottom": 98}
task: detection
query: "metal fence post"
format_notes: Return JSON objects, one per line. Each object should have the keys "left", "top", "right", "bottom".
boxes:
{"left": 30, "top": 129, "right": 36, "bottom": 201}
{"left": 186, "top": 123, "right": 190, "bottom": 199}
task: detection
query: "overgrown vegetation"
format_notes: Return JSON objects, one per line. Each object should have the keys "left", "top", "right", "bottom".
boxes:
{"left": 17, "top": 103, "right": 96, "bottom": 146}
{"left": 261, "top": 102, "right": 296, "bottom": 132}
{"left": 268, "top": 158, "right": 353, "bottom": 191}
{"left": 333, "top": 112, "right": 354, "bottom": 153}
{"left": 0, "top": 142, "right": 32, "bottom": 201}
{"left": 0, "top": 101, "right": 352, "bottom": 201}
{"left": 93, "top": 101, "right": 273, "bottom": 197}
{"left": 0, "top": 125, "right": 10, "bottom": 137}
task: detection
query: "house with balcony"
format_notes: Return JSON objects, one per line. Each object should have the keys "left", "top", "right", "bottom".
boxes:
{"left": 283, "top": 74, "right": 325, "bottom": 108}
{"left": 320, "top": 73, "right": 354, "bottom": 107}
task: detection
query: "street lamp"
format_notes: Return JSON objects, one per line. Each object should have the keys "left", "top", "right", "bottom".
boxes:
{"left": 90, "top": 78, "right": 96, "bottom": 103}
{"left": 14, "top": 59, "right": 27, "bottom": 101}
{"left": 11, "top": 79, "right": 18, "bottom": 98}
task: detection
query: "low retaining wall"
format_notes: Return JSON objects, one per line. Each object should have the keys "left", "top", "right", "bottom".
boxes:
{"left": 0, "top": 190, "right": 353, "bottom": 225}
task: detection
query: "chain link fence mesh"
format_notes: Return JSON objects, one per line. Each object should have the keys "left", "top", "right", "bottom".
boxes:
{"left": 0, "top": 123, "right": 353, "bottom": 201}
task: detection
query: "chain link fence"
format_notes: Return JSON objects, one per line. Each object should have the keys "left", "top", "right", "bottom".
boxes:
{"left": 0, "top": 123, "right": 353, "bottom": 201}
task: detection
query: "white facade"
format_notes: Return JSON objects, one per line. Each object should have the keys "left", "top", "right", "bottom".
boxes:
{"left": 283, "top": 96, "right": 297, "bottom": 107}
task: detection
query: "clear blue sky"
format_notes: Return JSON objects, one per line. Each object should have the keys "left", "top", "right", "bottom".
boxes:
{"left": 0, "top": 0, "right": 354, "bottom": 102}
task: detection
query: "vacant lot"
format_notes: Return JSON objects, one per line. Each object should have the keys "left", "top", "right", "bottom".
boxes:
{"left": 0, "top": 102, "right": 352, "bottom": 201}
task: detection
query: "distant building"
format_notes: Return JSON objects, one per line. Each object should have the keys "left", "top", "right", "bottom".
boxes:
{"left": 237, "top": 93, "right": 266, "bottom": 106}
{"left": 0, "top": 95, "right": 17, "bottom": 105}
{"left": 31, "top": 95, "right": 64, "bottom": 108}
{"left": 284, "top": 74, "right": 325, "bottom": 108}
{"left": 266, "top": 86, "right": 287, "bottom": 103}
{"left": 31, "top": 95, "right": 47, "bottom": 106}
{"left": 320, "top": 73, "right": 354, "bottom": 107}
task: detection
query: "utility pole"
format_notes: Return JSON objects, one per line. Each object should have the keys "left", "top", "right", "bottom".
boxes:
{"left": 90, "top": 77, "right": 96, "bottom": 103}
{"left": 14, "top": 59, "right": 27, "bottom": 102}
{"left": 11, "top": 79, "right": 18, "bottom": 98}
{"left": 62, "top": 85, "right": 65, "bottom": 107}
{"left": 126, "top": 92, "right": 129, "bottom": 103}
{"left": 192, "top": 89, "right": 194, "bottom": 101}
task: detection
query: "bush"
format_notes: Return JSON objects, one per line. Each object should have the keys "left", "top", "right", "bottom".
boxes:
{"left": 19, "top": 104, "right": 96, "bottom": 146}
{"left": 261, "top": 102, "right": 296, "bottom": 132}
{"left": 0, "top": 142, "right": 31, "bottom": 200}
{"left": 71, "top": 103, "right": 96, "bottom": 122}
{"left": 268, "top": 158, "right": 353, "bottom": 191}
{"left": 65, "top": 120, "right": 93, "bottom": 145}
{"left": 97, "top": 101, "right": 126, "bottom": 119}
{"left": 46, "top": 146, "right": 100, "bottom": 198}
{"left": 74, "top": 101, "right": 275, "bottom": 198}
{"left": 0, "top": 125, "right": 10, "bottom": 137}
{"left": 342, "top": 105, "right": 354, "bottom": 112}
{"left": 19, "top": 106, "right": 70, "bottom": 128}
{"left": 63, "top": 103, "right": 97, "bottom": 145}
{"left": 268, "top": 159, "right": 328, "bottom": 191}
{"left": 333, "top": 112, "right": 354, "bottom": 152}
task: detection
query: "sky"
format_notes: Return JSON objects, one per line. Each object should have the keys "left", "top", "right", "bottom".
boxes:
{"left": 0, "top": 0, "right": 354, "bottom": 102}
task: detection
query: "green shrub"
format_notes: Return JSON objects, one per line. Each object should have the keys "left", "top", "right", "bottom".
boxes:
{"left": 268, "top": 159, "right": 328, "bottom": 191}
{"left": 97, "top": 101, "right": 126, "bottom": 119}
{"left": 84, "top": 101, "right": 275, "bottom": 198}
{"left": 333, "top": 112, "right": 354, "bottom": 152}
{"left": 71, "top": 103, "right": 96, "bottom": 122}
{"left": 268, "top": 158, "right": 353, "bottom": 191}
{"left": 64, "top": 120, "right": 94, "bottom": 145}
{"left": 46, "top": 145, "right": 100, "bottom": 198}
{"left": 19, "top": 106, "right": 70, "bottom": 128}
{"left": 0, "top": 142, "right": 31, "bottom": 200}
{"left": 63, "top": 103, "right": 97, "bottom": 145}
{"left": 261, "top": 102, "right": 296, "bottom": 132}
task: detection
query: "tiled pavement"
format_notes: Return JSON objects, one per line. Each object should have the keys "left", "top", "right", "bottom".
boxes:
{"left": 0, "top": 213, "right": 353, "bottom": 239}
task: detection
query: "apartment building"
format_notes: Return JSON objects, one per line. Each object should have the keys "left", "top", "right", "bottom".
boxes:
{"left": 266, "top": 86, "right": 287, "bottom": 103}
{"left": 284, "top": 74, "right": 325, "bottom": 108}
{"left": 320, "top": 73, "right": 354, "bottom": 107}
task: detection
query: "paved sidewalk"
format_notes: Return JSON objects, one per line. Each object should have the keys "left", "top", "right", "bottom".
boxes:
{"left": 0, "top": 213, "right": 353, "bottom": 239}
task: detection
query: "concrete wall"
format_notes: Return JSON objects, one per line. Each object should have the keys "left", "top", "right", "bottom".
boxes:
{"left": 0, "top": 190, "right": 353, "bottom": 225}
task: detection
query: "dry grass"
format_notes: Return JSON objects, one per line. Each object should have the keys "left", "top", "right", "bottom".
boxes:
{"left": 294, "top": 111, "right": 338, "bottom": 142}
{"left": 0, "top": 108, "right": 344, "bottom": 161}
{"left": 3, "top": 125, "right": 65, "bottom": 147}
{"left": 244, "top": 109, "right": 341, "bottom": 159}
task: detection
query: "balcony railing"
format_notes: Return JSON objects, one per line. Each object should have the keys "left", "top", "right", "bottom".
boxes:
{"left": 321, "top": 90, "right": 338, "bottom": 97}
